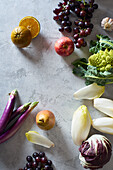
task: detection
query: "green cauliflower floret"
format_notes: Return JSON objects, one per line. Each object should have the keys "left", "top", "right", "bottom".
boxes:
{"left": 88, "top": 49, "right": 113, "bottom": 72}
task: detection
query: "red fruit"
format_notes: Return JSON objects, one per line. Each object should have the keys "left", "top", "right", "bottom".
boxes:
{"left": 54, "top": 37, "right": 74, "bottom": 57}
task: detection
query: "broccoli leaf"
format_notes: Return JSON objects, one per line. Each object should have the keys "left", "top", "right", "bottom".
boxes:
{"left": 89, "top": 34, "right": 113, "bottom": 54}
{"left": 72, "top": 59, "right": 113, "bottom": 86}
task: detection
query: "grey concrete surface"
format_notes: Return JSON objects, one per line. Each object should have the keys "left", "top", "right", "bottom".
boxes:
{"left": 0, "top": 0, "right": 113, "bottom": 170}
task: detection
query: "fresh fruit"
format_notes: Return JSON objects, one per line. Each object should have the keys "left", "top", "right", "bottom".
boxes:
{"left": 19, "top": 16, "right": 40, "bottom": 39}
{"left": 19, "top": 151, "right": 53, "bottom": 170}
{"left": 54, "top": 37, "right": 74, "bottom": 57}
{"left": 11, "top": 26, "right": 32, "bottom": 48}
{"left": 25, "top": 131, "right": 54, "bottom": 148}
{"left": 36, "top": 110, "right": 55, "bottom": 130}
{"left": 53, "top": 0, "right": 98, "bottom": 48}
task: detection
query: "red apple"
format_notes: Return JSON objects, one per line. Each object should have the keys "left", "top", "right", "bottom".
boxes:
{"left": 54, "top": 37, "right": 74, "bottom": 57}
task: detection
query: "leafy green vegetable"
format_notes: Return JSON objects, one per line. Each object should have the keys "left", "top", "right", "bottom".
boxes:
{"left": 72, "top": 58, "right": 113, "bottom": 86}
{"left": 89, "top": 34, "right": 113, "bottom": 54}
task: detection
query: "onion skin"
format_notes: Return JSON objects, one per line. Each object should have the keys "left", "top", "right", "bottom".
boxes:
{"left": 36, "top": 110, "right": 55, "bottom": 130}
{"left": 0, "top": 89, "right": 17, "bottom": 134}
{"left": 0, "top": 102, "right": 38, "bottom": 144}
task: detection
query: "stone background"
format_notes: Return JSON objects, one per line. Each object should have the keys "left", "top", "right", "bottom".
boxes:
{"left": 0, "top": 0, "right": 113, "bottom": 169}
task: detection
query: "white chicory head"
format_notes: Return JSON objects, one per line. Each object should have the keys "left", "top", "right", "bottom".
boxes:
{"left": 71, "top": 105, "right": 91, "bottom": 146}
{"left": 25, "top": 131, "right": 54, "bottom": 148}
{"left": 92, "top": 117, "right": 113, "bottom": 134}
{"left": 73, "top": 83, "right": 105, "bottom": 100}
{"left": 94, "top": 98, "right": 113, "bottom": 117}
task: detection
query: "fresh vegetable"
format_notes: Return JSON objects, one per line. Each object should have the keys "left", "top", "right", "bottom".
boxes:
{"left": 36, "top": 110, "right": 55, "bottom": 130}
{"left": 19, "top": 151, "right": 53, "bottom": 170}
{"left": 0, "top": 89, "right": 17, "bottom": 134}
{"left": 79, "top": 134, "right": 112, "bottom": 169}
{"left": 72, "top": 58, "right": 113, "bottom": 86}
{"left": 25, "top": 131, "right": 54, "bottom": 148}
{"left": 94, "top": 98, "right": 113, "bottom": 117}
{"left": 92, "top": 117, "right": 113, "bottom": 135}
{"left": 88, "top": 49, "right": 113, "bottom": 71}
{"left": 89, "top": 34, "right": 113, "bottom": 54}
{"left": 73, "top": 83, "right": 105, "bottom": 100}
{"left": 3, "top": 102, "right": 31, "bottom": 133}
{"left": 101, "top": 17, "right": 113, "bottom": 31}
{"left": 9, "top": 102, "right": 31, "bottom": 122}
{"left": 71, "top": 105, "right": 91, "bottom": 146}
{"left": 0, "top": 102, "right": 38, "bottom": 144}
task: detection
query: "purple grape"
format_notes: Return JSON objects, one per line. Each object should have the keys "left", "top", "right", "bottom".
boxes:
{"left": 47, "top": 160, "right": 52, "bottom": 166}
{"left": 73, "top": 39, "right": 77, "bottom": 44}
{"left": 59, "top": 27, "right": 64, "bottom": 32}
{"left": 64, "top": 10, "right": 70, "bottom": 15}
{"left": 78, "top": 21, "right": 84, "bottom": 28}
{"left": 84, "top": 21, "right": 90, "bottom": 27}
{"left": 26, "top": 156, "right": 32, "bottom": 162}
{"left": 64, "top": 26, "right": 72, "bottom": 33}
{"left": 77, "top": 38, "right": 84, "bottom": 45}
{"left": 39, "top": 152, "right": 45, "bottom": 158}
{"left": 66, "top": 21, "right": 72, "bottom": 26}
{"left": 80, "top": 30, "right": 85, "bottom": 37}
{"left": 80, "top": 3, "right": 85, "bottom": 9}
{"left": 61, "top": 20, "right": 67, "bottom": 26}
{"left": 73, "top": 27, "right": 79, "bottom": 34}
{"left": 88, "top": 7, "right": 94, "bottom": 13}
{"left": 32, "top": 152, "right": 39, "bottom": 158}
{"left": 36, "top": 156, "right": 41, "bottom": 163}
{"left": 41, "top": 156, "right": 47, "bottom": 164}
{"left": 75, "top": 8, "right": 80, "bottom": 15}
{"left": 74, "top": 34, "right": 79, "bottom": 39}
{"left": 80, "top": 10, "right": 86, "bottom": 17}
{"left": 89, "top": 23, "right": 94, "bottom": 29}
{"left": 93, "top": 4, "right": 98, "bottom": 9}
{"left": 76, "top": 42, "right": 81, "bottom": 48}
{"left": 32, "top": 161, "right": 37, "bottom": 168}
{"left": 26, "top": 162, "right": 32, "bottom": 168}
{"left": 82, "top": 41, "right": 87, "bottom": 47}
{"left": 58, "top": 2, "right": 62, "bottom": 7}
{"left": 70, "top": 3, "right": 75, "bottom": 11}
{"left": 44, "top": 165, "right": 51, "bottom": 170}
{"left": 24, "top": 167, "right": 27, "bottom": 170}
{"left": 53, "top": 15, "right": 59, "bottom": 21}
{"left": 63, "top": 16, "right": 69, "bottom": 21}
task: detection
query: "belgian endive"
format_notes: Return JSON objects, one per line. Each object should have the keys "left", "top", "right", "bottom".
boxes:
{"left": 71, "top": 105, "right": 91, "bottom": 146}
{"left": 94, "top": 98, "right": 113, "bottom": 117}
{"left": 73, "top": 83, "right": 105, "bottom": 100}
{"left": 92, "top": 117, "right": 113, "bottom": 135}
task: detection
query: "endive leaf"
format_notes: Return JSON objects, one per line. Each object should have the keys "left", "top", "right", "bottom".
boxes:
{"left": 92, "top": 117, "right": 113, "bottom": 134}
{"left": 25, "top": 131, "right": 54, "bottom": 148}
{"left": 71, "top": 105, "right": 91, "bottom": 146}
{"left": 94, "top": 98, "right": 113, "bottom": 117}
{"left": 73, "top": 83, "right": 105, "bottom": 100}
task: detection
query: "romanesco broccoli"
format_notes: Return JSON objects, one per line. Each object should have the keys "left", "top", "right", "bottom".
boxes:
{"left": 88, "top": 49, "right": 113, "bottom": 72}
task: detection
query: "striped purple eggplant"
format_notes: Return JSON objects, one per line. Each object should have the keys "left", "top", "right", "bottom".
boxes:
{"left": 0, "top": 89, "right": 17, "bottom": 134}
{"left": 0, "top": 101, "right": 39, "bottom": 144}
{"left": 9, "top": 102, "right": 31, "bottom": 122}
{"left": 1, "top": 102, "right": 31, "bottom": 134}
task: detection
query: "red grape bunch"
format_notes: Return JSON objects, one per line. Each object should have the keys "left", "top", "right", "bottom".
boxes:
{"left": 53, "top": 0, "right": 98, "bottom": 48}
{"left": 19, "top": 151, "right": 53, "bottom": 170}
